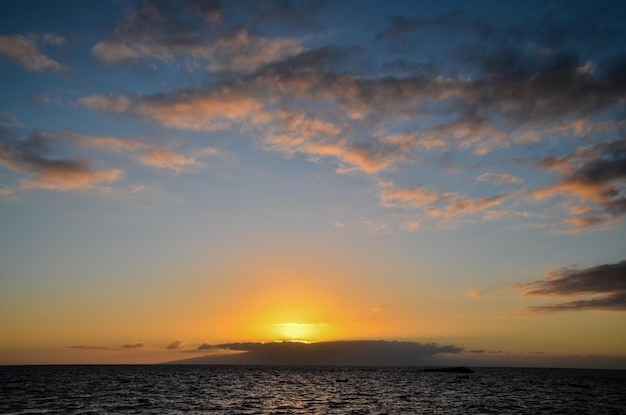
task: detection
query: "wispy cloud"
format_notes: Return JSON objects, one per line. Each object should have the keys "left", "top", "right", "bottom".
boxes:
{"left": 469, "top": 289, "right": 484, "bottom": 298}
{"left": 516, "top": 259, "right": 626, "bottom": 312}
{"left": 0, "top": 130, "right": 123, "bottom": 192}
{"left": 70, "top": 132, "right": 204, "bottom": 173}
{"left": 477, "top": 172, "right": 523, "bottom": 186}
{"left": 0, "top": 34, "right": 67, "bottom": 72}
{"left": 121, "top": 342, "right": 144, "bottom": 349}
{"left": 77, "top": 95, "right": 130, "bottom": 112}
{"left": 0, "top": 122, "right": 215, "bottom": 195}
{"left": 68, "top": 345, "right": 112, "bottom": 350}
{"left": 90, "top": 1, "right": 304, "bottom": 73}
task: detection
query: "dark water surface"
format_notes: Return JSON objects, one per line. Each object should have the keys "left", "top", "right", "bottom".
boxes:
{"left": 1, "top": 365, "right": 625, "bottom": 414}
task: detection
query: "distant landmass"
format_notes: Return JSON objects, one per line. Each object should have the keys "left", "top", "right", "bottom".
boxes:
{"left": 162, "top": 340, "right": 463, "bottom": 366}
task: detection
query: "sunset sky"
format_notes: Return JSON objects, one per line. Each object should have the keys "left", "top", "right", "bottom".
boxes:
{"left": 1, "top": 0, "right": 625, "bottom": 367}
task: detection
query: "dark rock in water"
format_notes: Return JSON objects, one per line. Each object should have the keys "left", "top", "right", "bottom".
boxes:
{"left": 421, "top": 367, "right": 474, "bottom": 373}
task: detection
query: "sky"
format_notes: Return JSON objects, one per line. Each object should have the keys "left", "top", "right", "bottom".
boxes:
{"left": 0, "top": 0, "right": 625, "bottom": 368}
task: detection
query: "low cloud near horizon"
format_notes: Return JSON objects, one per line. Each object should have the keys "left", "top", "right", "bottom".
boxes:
{"left": 167, "top": 340, "right": 463, "bottom": 366}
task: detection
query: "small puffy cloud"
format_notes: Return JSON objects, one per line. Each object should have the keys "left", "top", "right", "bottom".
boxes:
{"left": 140, "top": 148, "right": 197, "bottom": 173}
{"left": 0, "top": 34, "right": 67, "bottom": 72}
{"left": 379, "top": 181, "right": 441, "bottom": 209}
{"left": 92, "top": 41, "right": 142, "bottom": 63}
{"left": 469, "top": 289, "right": 483, "bottom": 298}
{"left": 78, "top": 95, "right": 131, "bottom": 112}
{"left": 166, "top": 340, "right": 184, "bottom": 350}
{"left": 516, "top": 259, "right": 626, "bottom": 312}
{"left": 121, "top": 342, "right": 144, "bottom": 349}
{"left": 477, "top": 172, "right": 523, "bottom": 185}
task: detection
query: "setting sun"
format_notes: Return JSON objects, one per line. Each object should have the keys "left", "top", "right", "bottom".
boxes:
{"left": 275, "top": 322, "right": 328, "bottom": 342}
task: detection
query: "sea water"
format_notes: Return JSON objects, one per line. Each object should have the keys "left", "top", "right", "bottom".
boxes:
{"left": 1, "top": 365, "right": 625, "bottom": 414}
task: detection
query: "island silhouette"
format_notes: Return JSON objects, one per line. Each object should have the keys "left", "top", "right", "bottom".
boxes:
{"left": 163, "top": 340, "right": 463, "bottom": 366}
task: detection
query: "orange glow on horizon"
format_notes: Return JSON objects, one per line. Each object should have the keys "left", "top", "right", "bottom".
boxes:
{"left": 274, "top": 322, "right": 328, "bottom": 342}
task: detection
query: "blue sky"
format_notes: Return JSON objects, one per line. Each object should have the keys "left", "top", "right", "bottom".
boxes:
{"left": 1, "top": 0, "right": 625, "bottom": 366}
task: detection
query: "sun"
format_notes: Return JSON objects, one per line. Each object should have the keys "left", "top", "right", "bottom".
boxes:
{"left": 275, "top": 322, "right": 327, "bottom": 342}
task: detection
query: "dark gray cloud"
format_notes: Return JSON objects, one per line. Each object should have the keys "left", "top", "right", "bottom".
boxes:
{"left": 166, "top": 340, "right": 184, "bottom": 350}
{"left": 68, "top": 345, "right": 111, "bottom": 350}
{"left": 197, "top": 342, "right": 218, "bottom": 350}
{"left": 171, "top": 340, "right": 462, "bottom": 366}
{"left": 121, "top": 342, "right": 144, "bottom": 349}
{"left": 517, "top": 259, "right": 626, "bottom": 312}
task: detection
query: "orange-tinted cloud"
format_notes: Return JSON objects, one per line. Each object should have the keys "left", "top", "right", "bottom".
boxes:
{"left": 379, "top": 180, "right": 509, "bottom": 223}
{"left": 0, "top": 130, "right": 122, "bottom": 192}
{"left": 72, "top": 133, "right": 203, "bottom": 173}
{"left": 469, "top": 289, "right": 483, "bottom": 298}
{"left": 533, "top": 138, "right": 626, "bottom": 232}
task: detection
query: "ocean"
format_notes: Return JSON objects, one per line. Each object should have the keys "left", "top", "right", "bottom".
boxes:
{"left": 1, "top": 365, "right": 625, "bottom": 414}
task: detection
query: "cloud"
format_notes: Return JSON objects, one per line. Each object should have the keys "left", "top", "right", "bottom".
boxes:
{"left": 68, "top": 345, "right": 112, "bottom": 350}
{"left": 91, "top": 1, "right": 303, "bottom": 73}
{"left": 533, "top": 138, "right": 626, "bottom": 231}
{"left": 168, "top": 340, "right": 463, "bottom": 366}
{"left": 78, "top": 95, "right": 131, "bottom": 112}
{"left": 166, "top": 340, "right": 184, "bottom": 350}
{"left": 0, "top": 130, "right": 123, "bottom": 192}
{"left": 0, "top": 34, "right": 67, "bottom": 72}
{"left": 516, "top": 259, "right": 626, "bottom": 312}
{"left": 140, "top": 148, "right": 197, "bottom": 172}
{"left": 70, "top": 132, "right": 202, "bottom": 173}
{"left": 197, "top": 342, "right": 218, "bottom": 351}
{"left": 469, "top": 289, "right": 483, "bottom": 298}
{"left": 76, "top": 4, "right": 626, "bottom": 233}
{"left": 477, "top": 172, "right": 523, "bottom": 185}
{"left": 379, "top": 181, "right": 441, "bottom": 209}
{"left": 121, "top": 342, "right": 144, "bottom": 349}
{"left": 378, "top": 180, "right": 509, "bottom": 222}
{"left": 0, "top": 125, "right": 209, "bottom": 194}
